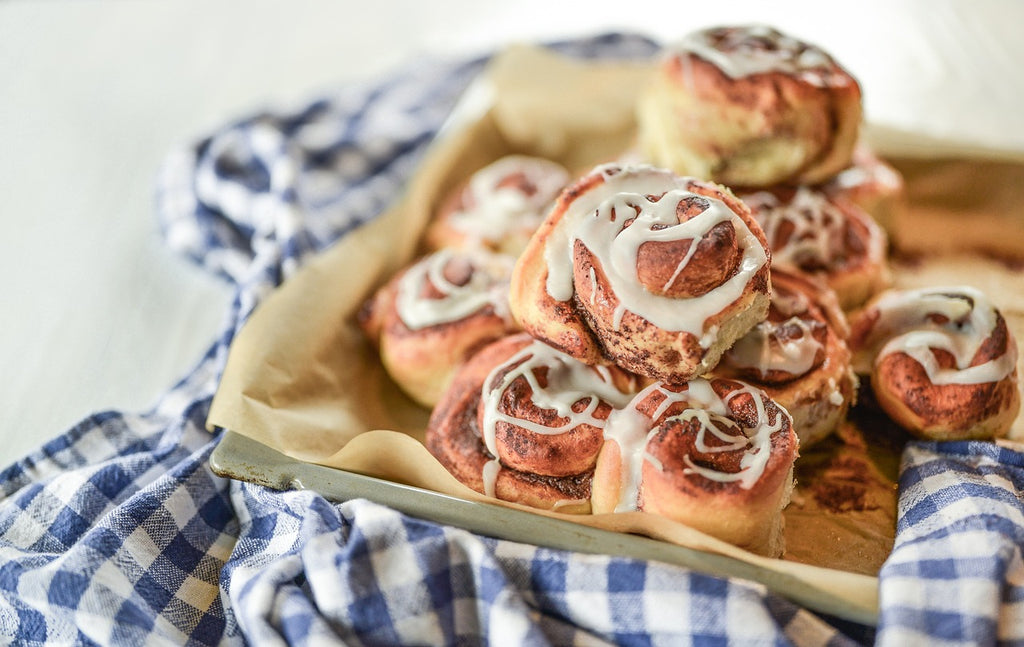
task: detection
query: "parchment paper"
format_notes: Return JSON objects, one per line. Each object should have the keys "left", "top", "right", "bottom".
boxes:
{"left": 207, "top": 44, "right": 1024, "bottom": 613}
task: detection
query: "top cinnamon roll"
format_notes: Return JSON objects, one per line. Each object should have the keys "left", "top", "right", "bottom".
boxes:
{"left": 510, "top": 163, "right": 771, "bottom": 384}
{"left": 637, "top": 25, "right": 862, "bottom": 188}
{"left": 424, "top": 155, "right": 570, "bottom": 256}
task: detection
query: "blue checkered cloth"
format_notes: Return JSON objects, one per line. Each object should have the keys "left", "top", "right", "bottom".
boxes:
{"left": 2, "top": 32, "right": 1022, "bottom": 646}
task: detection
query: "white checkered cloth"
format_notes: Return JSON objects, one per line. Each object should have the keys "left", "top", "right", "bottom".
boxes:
{"left": 1, "top": 32, "right": 1021, "bottom": 646}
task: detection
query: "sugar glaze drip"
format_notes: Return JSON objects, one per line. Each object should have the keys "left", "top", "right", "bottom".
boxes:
{"left": 395, "top": 249, "right": 513, "bottom": 330}
{"left": 542, "top": 164, "right": 768, "bottom": 345}
{"left": 478, "top": 340, "right": 635, "bottom": 497}
{"left": 856, "top": 286, "right": 1017, "bottom": 386}
{"left": 446, "top": 155, "right": 569, "bottom": 244}
{"left": 676, "top": 25, "right": 837, "bottom": 87}
{"left": 604, "top": 379, "right": 786, "bottom": 512}
{"left": 747, "top": 187, "right": 848, "bottom": 272}
{"left": 726, "top": 287, "right": 824, "bottom": 379}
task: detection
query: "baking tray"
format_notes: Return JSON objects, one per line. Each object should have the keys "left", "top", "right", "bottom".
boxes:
{"left": 209, "top": 429, "right": 879, "bottom": 625}
{"left": 203, "top": 43, "right": 1024, "bottom": 631}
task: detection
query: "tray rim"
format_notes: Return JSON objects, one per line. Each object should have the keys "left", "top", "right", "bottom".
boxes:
{"left": 210, "top": 428, "right": 880, "bottom": 626}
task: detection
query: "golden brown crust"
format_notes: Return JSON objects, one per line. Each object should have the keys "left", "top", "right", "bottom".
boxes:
{"left": 592, "top": 378, "right": 798, "bottom": 556}
{"left": 872, "top": 345, "right": 1019, "bottom": 439}
{"left": 637, "top": 25, "right": 862, "bottom": 188}
{"left": 483, "top": 354, "right": 612, "bottom": 477}
{"left": 425, "top": 333, "right": 638, "bottom": 512}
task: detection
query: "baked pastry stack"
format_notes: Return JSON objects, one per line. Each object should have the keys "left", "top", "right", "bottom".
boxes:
{"left": 360, "top": 24, "right": 1018, "bottom": 558}
{"left": 427, "top": 162, "right": 800, "bottom": 556}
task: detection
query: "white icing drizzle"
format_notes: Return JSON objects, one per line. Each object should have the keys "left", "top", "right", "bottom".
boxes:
{"left": 859, "top": 286, "right": 1017, "bottom": 386}
{"left": 827, "top": 378, "right": 845, "bottom": 406}
{"left": 394, "top": 248, "right": 514, "bottom": 330}
{"left": 602, "top": 383, "right": 682, "bottom": 512}
{"left": 727, "top": 316, "right": 824, "bottom": 379}
{"left": 477, "top": 340, "right": 635, "bottom": 497}
{"left": 473, "top": 343, "right": 790, "bottom": 506}
{"left": 605, "top": 379, "right": 787, "bottom": 512}
{"left": 677, "top": 380, "right": 782, "bottom": 489}
{"left": 676, "top": 25, "right": 836, "bottom": 87}
{"left": 828, "top": 148, "right": 903, "bottom": 194}
{"left": 482, "top": 459, "right": 501, "bottom": 498}
{"left": 770, "top": 290, "right": 810, "bottom": 318}
{"left": 748, "top": 187, "right": 847, "bottom": 271}
{"left": 542, "top": 164, "right": 768, "bottom": 345}
{"left": 446, "top": 155, "right": 569, "bottom": 245}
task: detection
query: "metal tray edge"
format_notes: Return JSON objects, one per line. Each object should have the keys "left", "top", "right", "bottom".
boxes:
{"left": 210, "top": 429, "right": 879, "bottom": 626}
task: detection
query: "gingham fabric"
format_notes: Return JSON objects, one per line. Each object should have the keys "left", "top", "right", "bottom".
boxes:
{"left": 1, "top": 32, "right": 1021, "bottom": 646}
{"left": 877, "top": 441, "right": 1024, "bottom": 646}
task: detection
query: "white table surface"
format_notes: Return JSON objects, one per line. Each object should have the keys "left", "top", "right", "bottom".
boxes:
{"left": 3, "top": 0, "right": 1023, "bottom": 467}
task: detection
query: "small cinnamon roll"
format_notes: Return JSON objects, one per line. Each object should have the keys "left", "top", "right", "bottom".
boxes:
{"left": 424, "top": 155, "right": 570, "bottom": 256}
{"left": 637, "top": 25, "right": 862, "bottom": 188}
{"left": 743, "top": 185, "right": 889, "bottom": 310}
{"left": 592, "top": 378, "right": 798, "bottom": 557}
{"left": 358, "top": 248, "right": 519, "bottom": 407}
{"left": 822, "top": 145, "right": 907, "bottom": 235}
{"left": 715, "top": 269, "right": 857, "bottom": 448}
{"left": 510, "top": 163, "right": 771, "bottom": 384}
{"left": 848, "top": 286, "right": 1020, "bottom": 440}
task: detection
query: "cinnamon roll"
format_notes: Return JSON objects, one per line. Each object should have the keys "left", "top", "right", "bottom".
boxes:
{"left": 424, "top": 155, "right": 570, "bottom": 256}
{"left": 715, "top": 269, "right": 857, "bottom": 448}
{"left": 358, "top": 248, "right": 519, "bottom": 408}
{"left": 637, "top": 25, "right": 862, "bottom": 189}
{"left": 425, "top": 333, "right": 638, "bottom": 513}
{"left": 592, "top": 378, "right": 798, "bottom": 557}
{"left": 742, "top": 185, "right": 889, "bottom": 310}
{"left": 823, "top": 145, "right": 907, "bottom": 235}
{"left": 510, "top": 163, "right": 771, "bottom": 384}
{"left": 848, "top": 286, "right": 1020, "bottom": 440}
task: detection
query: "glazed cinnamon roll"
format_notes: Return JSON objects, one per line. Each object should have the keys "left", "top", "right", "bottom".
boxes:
{"left": 358, "top": 248, "right": 519, "bottom": 408}
{"left": 848, "top": 286, "right": 1021, "bottom": 440}
{"left": 743, "top": 185, "right": 889, "bottom": 310}
{"left": 591, "top": 378, "right": 798, "bottom": 557}
{"left": 510, "top": 163, "right": 771, "bottom": 384}
{"left": 424, "top": 155, "right": 570, "bottom": 256}
{"left": 823, "top": 145, "right": 907, "bottom": 235}
{"left": 637, "top": 25, "right": 862, "bottom": 188}
{"left": 715, "top": 269, "right": 856, "bottom": 448}
{"left": 425, "top": 333, "right": 638, "bottom": 512}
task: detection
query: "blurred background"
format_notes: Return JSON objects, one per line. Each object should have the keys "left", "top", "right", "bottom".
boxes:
{"left": 2, "top": 0, "right": 1022, "bottom": 464}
